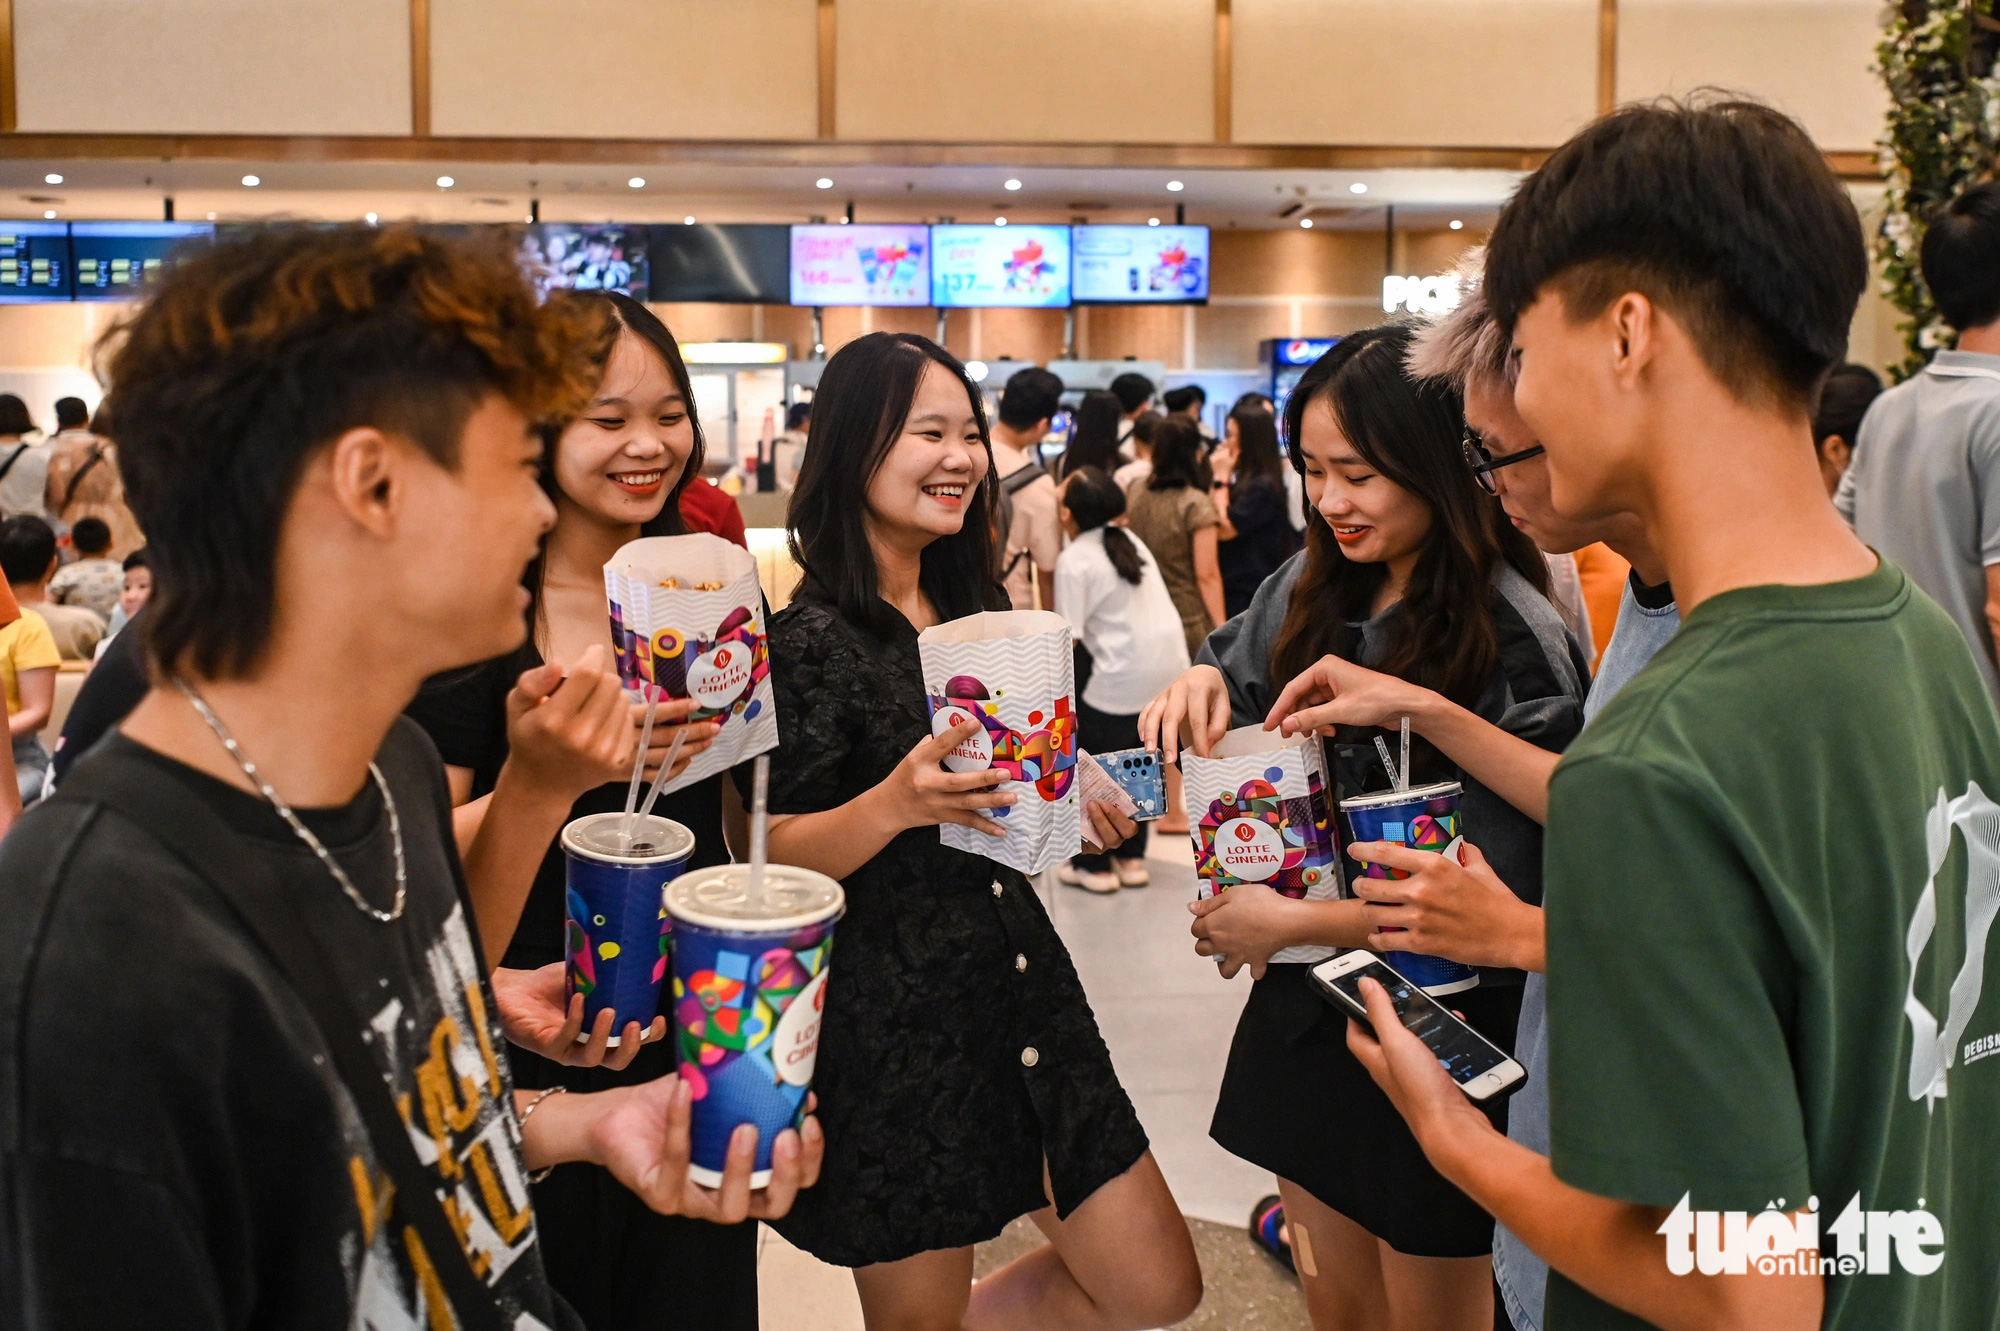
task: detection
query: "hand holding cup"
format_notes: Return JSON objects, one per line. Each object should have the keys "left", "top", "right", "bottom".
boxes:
{"left": 491, "top": 962, "right": 663, "bottom": 1070}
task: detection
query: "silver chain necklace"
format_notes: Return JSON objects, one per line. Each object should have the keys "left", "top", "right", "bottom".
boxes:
{"left": 177, "top": 678, "right": 408, "bottom": 923}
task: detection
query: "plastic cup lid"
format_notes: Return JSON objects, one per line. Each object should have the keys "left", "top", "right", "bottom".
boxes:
{"left": 664, "top": 864, "right": 845, "bottom": 933}
{"left": 1337, "top": 780, "right": 1463, "bottom": 811}
{"left": 561, "top": 812, "right": 696, "bottom": 865}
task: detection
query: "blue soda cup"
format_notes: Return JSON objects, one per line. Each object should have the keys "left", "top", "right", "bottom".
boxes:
{"left": 1338, "top": 781, "right": 1481, "bottom": 996}
{"left": 664, "top": 864, "right": 844, "bottom": 1187}
{"left": 561, "top": 812, "right": 695, "bottom": 1045}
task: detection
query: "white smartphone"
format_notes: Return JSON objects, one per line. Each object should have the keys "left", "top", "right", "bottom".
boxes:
{"left": 1310, "top": 950, "right": 1525, "bottom": 1103}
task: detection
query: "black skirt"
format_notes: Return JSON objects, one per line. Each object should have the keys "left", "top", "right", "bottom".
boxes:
{"left": 1210, "top": 963, "right": 1521, "bottom": 1259}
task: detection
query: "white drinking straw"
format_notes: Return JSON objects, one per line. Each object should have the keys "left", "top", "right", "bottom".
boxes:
{"left": 633, "top": 723, "right": 691, "bottom": 827}
{"left": 747, "top": 752, "right": 771, "bottom": 906}
{"left": 1399, "top": 715, "right": 1411, "bottom": 793}
{"left": 619, "top": 695, "right": 660, "bottom": 845}
{"left": 1373, "top": 735, "right": 1399, "bottom": 790}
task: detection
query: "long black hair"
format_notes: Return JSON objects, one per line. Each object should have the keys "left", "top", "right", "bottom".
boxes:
{"left": 787, "top": 332, "right": 1004, "bottom": 637}
{"left": 1271, "top": 324, "right": 1546, "bottom": 707}
{"left": 1146, "top": 416, "right": 1210, "bottom": 491}
{"left": 1062, "top": 466, "right": 1144, "bottom": 585}
{"left": 1060, "top": 390, "right": 1123, "bottom": 478}
{"left": 1229, "top": 403, "right": 1285, "bottom": 490}
{"left": 524, "top": 290, "right": 704, "bottom": 641}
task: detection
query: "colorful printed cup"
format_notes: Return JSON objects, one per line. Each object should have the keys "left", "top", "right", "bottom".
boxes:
{"left": 1339, "top": 782, "right": 1481, "bottom": 996}
{"left": 561, "top": 812, "right": 696, "bottom": 1045}
{"left": 664, "top": 864, "right": 844, "bottom": 1188}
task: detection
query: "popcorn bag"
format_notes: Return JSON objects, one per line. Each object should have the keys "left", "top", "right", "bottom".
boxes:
{"left": 604, "top": 533, "right": 778, "bottom": 797}
{"left": 917, "top": 610, "right": 1081, "bottom": 875}
{"left": 1182, "top": 725, "right": 1340, "bottom": 965}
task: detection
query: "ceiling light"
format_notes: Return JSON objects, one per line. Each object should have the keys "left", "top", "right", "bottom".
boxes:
{"left": 242, "top": 174, "right": 261, "bottom": 187}
{"left": 206, "top": 211, "right": 217, "bottom": 220}
{"left": 1166, "top": 180, "right": 1185, "bottom": 192}
{"left": 816, "top": 177, "right": 834, "bottom": 189}
{"left": 1003, "top": 178, "right": 1022, "bottom": 191}
{"left": 1148, "top": 217, "right": 1160, "bottom": 226}
{"left": 994, "top": 217, "right": 1008, "bottom": 226}
{"left": 684, "top": 215, "right": 696, "bottom": 225}
{"left": 1450, "top": 219, "right": 1464, "bottom": 230}
{"left": 437, "top": 175, "right": 455, "bottom": 188}
{"left": 42, "top": 210, "right": 55, "bottom": 220}
{"left": 628, "top": 177, "right": 646, "bottom": 189}
{"left": 43, "top": 173, "right": 61, "bottom": 185}
{"left": 1300, "top": 218, "right": 1314, "bottom": 228}
{"left": 365, "top": 211, "right": 379, "bottom": 225}
{"left": 1349, "top": 182, "right": 1368, "bottom": 194}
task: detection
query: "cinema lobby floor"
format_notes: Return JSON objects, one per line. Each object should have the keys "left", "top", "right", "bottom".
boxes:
{"left": 755, "top": 834, "right": 1312, "bottom": 1330}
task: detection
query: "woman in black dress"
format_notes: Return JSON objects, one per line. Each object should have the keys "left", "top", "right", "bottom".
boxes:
{"left": 1140, "top": 327, "right": 1586, "bottom": 1331}
{"left": 407, "top": 292, "right": 763, "bottom": 1331}
{"left": 758, "top": 332, "right": 1201, "bottom": 1330}
{"left": 1210, "top": 403, "right": 1296, "bottom": 618}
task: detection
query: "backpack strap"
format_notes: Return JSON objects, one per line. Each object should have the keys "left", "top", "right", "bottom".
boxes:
{"left": 53, "top": 755, "right": 510, "bottom": 1331}
{"left": 0, "top": 443, "right": 26, "bottom": 486}
{"left": 58, "top": 446, "right": 105, "bottom": 515}
{"left": 1000, "top": 458, "right": 1047, "bottom": 496}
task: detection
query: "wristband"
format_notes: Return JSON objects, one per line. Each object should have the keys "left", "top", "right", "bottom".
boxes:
{"left": 519, "top": 1084, "right": 569, "bottom": 1183}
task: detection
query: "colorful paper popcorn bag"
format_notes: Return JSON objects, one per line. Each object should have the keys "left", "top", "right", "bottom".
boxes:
{"left": 605, "top": 533, "right": 778, "bottom": 796}
{"left": 1182, "top": 725, "right": 1340, "bottom": 965}
{"left": 917, "top": 609, "right": 1081, "bottom": 874}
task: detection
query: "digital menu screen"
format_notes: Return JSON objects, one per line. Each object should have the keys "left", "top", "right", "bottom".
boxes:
{"left": 0, "top": 223, "right": 70, "bottom": 302}
{"left": 789, "top": 224, "right": 930, "bottom": 307}
{"left": 1072, "top": 225, "right": 1208, "bottom": 304}
{"left": 71, "top": 222, "right": 216, "bottom": 300}
{"left": 930, "top": 224, "right": 1070, "bottom": 308}
{"left": 516, "top": 223, "right": 649, "bottom": 300}
{"left": 651, "top": 223, "right": 790, "bottom": 303}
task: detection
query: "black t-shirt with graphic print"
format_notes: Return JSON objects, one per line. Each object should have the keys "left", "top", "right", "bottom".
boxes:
{"left": 0, "top": 718, "right": 562, "bottom": 1330}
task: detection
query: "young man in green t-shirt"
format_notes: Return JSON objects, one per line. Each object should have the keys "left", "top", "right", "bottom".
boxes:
{"left": 1347, "top": 99, "right": 2000, "bottom": 1330}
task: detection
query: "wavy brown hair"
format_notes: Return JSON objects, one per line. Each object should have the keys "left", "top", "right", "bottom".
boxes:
{"left": 1270, "top": 325, "right": 1548, "bottom": 707}
{"left": 101, "top": 222, "right": 606, "bottom": 678}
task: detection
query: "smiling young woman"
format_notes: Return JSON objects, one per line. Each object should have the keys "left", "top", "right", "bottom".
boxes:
{"left": 405, "top": 292, "right": 758, "bottom": 1331}
{"left": 753, "top": 332, "right": 1201, "bottom": 1331}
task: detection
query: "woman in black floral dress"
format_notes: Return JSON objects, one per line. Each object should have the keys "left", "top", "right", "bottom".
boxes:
{"left": 755, "top": 333, "right": 1201, "bottom": 1329}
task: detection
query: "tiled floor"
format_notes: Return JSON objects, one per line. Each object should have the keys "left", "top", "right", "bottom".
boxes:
{"left": 756, "top": 832, "right": 1308, "bottom": 1329}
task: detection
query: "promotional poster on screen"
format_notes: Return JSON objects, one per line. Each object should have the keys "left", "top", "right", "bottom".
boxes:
{"left": 930, "top": 224, "right": 1071, "bottom": 308}
{"left": 1072, "top": 225, "right": 1209, "bottom": 304}
{"left": 518, "top": 223, "right": 650, "bottom": 301}
{"left": 789, "top": 224, "right": 930, "bottom": 307}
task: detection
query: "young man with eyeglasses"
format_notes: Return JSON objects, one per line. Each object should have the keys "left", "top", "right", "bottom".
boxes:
{"left": 0, "top": 226, "right": 821, "bottom": 1329}
{"left": 1349, "top": 99, "right": 2000, "bottom": 1331}
{"left": 1262, "top": 272, "right": 1680, "bottom": 1330}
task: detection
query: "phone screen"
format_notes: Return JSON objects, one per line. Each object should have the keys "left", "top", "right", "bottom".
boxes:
{"left": 1325, "top": 960, "right": 1510, "bottom": 1084}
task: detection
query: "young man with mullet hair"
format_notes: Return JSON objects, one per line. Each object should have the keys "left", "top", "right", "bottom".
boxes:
{"left": 0, "top": 226, "right": 819, "bottom": 1329}
{"left": 1348, "top": 100, "right": 2000, "bottom": 1330}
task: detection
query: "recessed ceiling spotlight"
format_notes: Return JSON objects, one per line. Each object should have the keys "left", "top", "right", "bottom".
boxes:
{"left": 437, "top": 175, "right": 455, "bottom": 188}
{"left": 206, "top": 211, "right": 217, "bottom": 220}
{"left": 1003, "top": 178, "right": 1022, "bottom": 191}
{"left": 994, "top": 217, "right": 1008, "bottom": 226}
{"left": 1148, "top": 217, "right": 1160, "bottom": 226}
{"left": 1450, "top": 219, "right": 1464, "bottom": 230}
{"left": 628, "top": 177, "right": 646, "bottom": 189}
{"left": 365, "top": 211, "right": 379, "bottom": 225}
{"left": 43, "top": 173, "right": 62, "bottom": 185}
{"left": 1166, "top": 180, "right": 1185, "bottom": 192}
{"left": 242, "top": 174, "right": 261, "bottom": 187}
{"left": 1349, "top": 182, "right": 1368, "bottom": 194}
{"left": 42, "top": 210, "right": 56, "bottom": 220}
{"left": 684, "top": 215, "right": 696, "bottom": 225}
{"left": 816, "top": 177, "right": 834, "bottom": 189}
{"left": 1300, "top": 218, "right": 1314, "bottom": 228}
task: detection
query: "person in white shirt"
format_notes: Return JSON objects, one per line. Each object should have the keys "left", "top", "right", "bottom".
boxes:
{"left": 0, "top": 394, "right": 48, "bottom": 520}
{"left": 992, "top": 367, "right": 1066, "bottom": 611}
{"left": 1054, "top": 465, "right": 1191, "bottom": 893}
{"left": 1112, "top": 409, "right": 1161, "bottom": 491}
{"left": 1110, "top": 371, "right": 1155, "bottom": 460}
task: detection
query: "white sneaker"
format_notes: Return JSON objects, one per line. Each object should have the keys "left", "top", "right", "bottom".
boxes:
{"left": 1056, "top": 862, "right": 1121, "bottom": 894}
{"left": 1113, "top": 859, "right": 1151, "bottom": 887}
